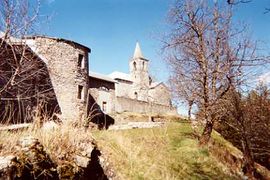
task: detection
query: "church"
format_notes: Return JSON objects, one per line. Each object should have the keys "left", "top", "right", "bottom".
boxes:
{"left": 89, "top": 42, "right": 176, "bottom": 115}
{"left": 0, "top": 34, "right": 176, "bottom": 124}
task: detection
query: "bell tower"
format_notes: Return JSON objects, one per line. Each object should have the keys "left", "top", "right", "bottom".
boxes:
{"left": 129, "top": 42, "right": 150, "bottom": 101}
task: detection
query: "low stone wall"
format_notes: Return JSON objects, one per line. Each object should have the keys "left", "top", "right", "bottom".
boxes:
{"left": 108, "top": 122, "right": 165, "bottom": 130}
{"left": 115, "top": 97, "right": 177, "bottom": 115}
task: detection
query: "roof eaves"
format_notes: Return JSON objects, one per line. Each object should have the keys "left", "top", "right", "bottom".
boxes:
{"left": 23, "top": 35, "right": 91, "bottom": 52}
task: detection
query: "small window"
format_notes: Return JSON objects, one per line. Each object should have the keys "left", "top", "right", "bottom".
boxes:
{"left": 149, "top": 76, "right": 152, "bottom": 85}
{"left": 133, "top": 61, "right": 137, "bottom": 70}
{"left": 78, "top": 85, "right": 83, "bottom": 99}
{"left": 134, "top": 92, "right": 138, "bottom": 100}
{"left": 78, "top": 54, "right": 84, "bottom": 68}
{"left": 102, "top": 101, "right": 107, "bottom": 112}
{"left": 142, "top": 61, "right": 145, "bottom": 69}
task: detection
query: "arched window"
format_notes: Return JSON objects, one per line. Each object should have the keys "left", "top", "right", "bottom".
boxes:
{"left": 133, "top": 61, "right": 137, "bottom": 70}
{"left": 134, "top": 92, "right": 138, "bottom": 100}
{"left": 142, "top": 61, "right": 145, "bottom": 69}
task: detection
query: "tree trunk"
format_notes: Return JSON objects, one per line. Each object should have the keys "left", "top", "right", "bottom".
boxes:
{"left": 242, "top": 138, "right": 255, "bottom": 179}
{"left": 188, "top": 103, "right": 192, "bottom": 121}
{"left": 199, "top": 121, "right": 213, "bottom": 145}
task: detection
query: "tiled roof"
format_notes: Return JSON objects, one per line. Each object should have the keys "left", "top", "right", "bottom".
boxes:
{"left": 150, "top": 82, "right": 164, "bottom": 89}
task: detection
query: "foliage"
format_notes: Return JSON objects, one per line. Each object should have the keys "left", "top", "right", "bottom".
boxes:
{"left": 164, "top": 0, "right": 267, "bottom": 145}
{"left": 215, "top": 84, "right": 270, "bottom": 177}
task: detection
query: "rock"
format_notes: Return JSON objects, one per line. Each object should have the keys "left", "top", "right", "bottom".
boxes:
{"left": 16, "top": 136, "right": 59, "bottom": 179}
{"left": 75, "top": 155, "right": 90, "bottom": 168}
{"left": 81, "top": 148, "right": 93, "bottom": 158}
{"left": 76, "top": 140, "right": 95, "bottom": 158}
{"left": 57, "top": 163, "right": 80, "bottom": 180}
{"left": 0, "top": 123, "right": 31, "bottom": 131}
{"left": 19, "top": 136, "right": 38, "bottom": 148}
{"left": 78, "top": 142, "right": 94, "bottom": 158}
{"left": 0, "top": 155, "right": 15, "bottom": 169}
{"left": 42, "top": 121, "right": 59, "bottom": 130}
{"left": 0, "top": 155, "right": 16, "bottom": 179}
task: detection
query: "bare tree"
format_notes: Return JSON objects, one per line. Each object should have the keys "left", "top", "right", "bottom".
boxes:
{"left": 226, "top": 0, "right": 270, "bottom": 14}
{"left": 226, "top": 0, "right": 252, "bottom": 5}
{"left": 0, "top": 0, "right": 40, "bottom": 37}
{"left": 169, "top": 75, "right": 195, "bottom": 121}
{"left": 164, "top": 0, "right": 267, "bottom": 145}
{"left": 216, "top": 84, "right": 270, "bottom": 178}
{"left": 0, "top": 0, "right": 59, "bottom": 124}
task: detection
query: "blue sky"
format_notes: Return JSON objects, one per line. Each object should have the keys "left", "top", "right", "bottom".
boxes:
{"left": 40, "top": 0, "right": 173, "bottom": 82}
{"left": 38, "top": 0, "right": 270, "bottom": 115}
{"left": 39, "top": 0, "right": 270, "bottom": 82}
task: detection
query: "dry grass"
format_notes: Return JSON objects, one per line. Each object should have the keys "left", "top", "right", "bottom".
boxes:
{"left": 0, "top": 121, "right": 94, "bottom": 165}
{"left": 93, "top": 122, "right": 241, "bottom": 180}
{"left": 0, "top": 118, "right": 250, "bottom": 179}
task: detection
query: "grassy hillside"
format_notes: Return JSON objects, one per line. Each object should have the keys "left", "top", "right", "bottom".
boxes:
{"left": 93, "top": 122, "right": 243, "bottom": 180}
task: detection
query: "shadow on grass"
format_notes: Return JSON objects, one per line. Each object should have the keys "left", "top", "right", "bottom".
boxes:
{"left": 82, "top": 147, "right": 109, "bottom": 180}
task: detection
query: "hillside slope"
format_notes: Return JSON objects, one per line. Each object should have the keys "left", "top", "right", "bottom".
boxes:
{"left": 93, "top": 122, "right": 244, "bottom": 180}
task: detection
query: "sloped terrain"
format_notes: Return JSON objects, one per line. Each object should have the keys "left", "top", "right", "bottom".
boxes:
{"left": 1, "top": 121, "right": 268, "bottom": 179}
{"left": 93, "top": 122, "right": 244, "bottom": 180}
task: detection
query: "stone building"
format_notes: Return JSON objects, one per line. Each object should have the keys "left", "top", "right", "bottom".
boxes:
{"left": 25, "top": 36, "right": 91, "bottom": 121}
{"left": 89, "top": 42, "right": 177, "bottom": 115}
{"left": 1, "top": 34, "right": 176, "bottom": 124}
{"left": 1, "top": 35, "right": 90, "bottom": 122}
{"left": 88, "top": 72, "right": 116, "bottom": 114}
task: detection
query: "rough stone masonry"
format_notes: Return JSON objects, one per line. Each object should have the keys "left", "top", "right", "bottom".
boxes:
{"left": 1, "top": 35, "right": 177, "bottom": 124}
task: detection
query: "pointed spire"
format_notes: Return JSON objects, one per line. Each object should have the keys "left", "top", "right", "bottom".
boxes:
{"left": 133, "top": 42, "right": 144, "bottom": 59}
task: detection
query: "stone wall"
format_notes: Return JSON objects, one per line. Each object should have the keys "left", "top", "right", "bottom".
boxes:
{"left": 115, "top": 97, "right": 177, "bottom": 115}
{"left": 115, "top": 81, "right": 133, "bottom": 98}
{"left": 149, "top": 83, "right": 172, "bottom": 107}
{"left": 88, "top": 88, "right": 116, "bottom": 114}
{"left": 27, "top": 37, "right": 90, "bottom": 121}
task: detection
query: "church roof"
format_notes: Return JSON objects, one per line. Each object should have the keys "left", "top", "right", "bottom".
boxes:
{"left": 133, "top": 42, "right": 144, "bottom": 59}
{"left": 132, "top": 42, "right": 149, "bottom": 61}
{"left": 109, "top": 71, "right": 132, "bottom": 82}
{"left": 89, "top": 71, "right": 117, "bottom": 83}
{"left": 150, "top": 82, "right": 167, "bottom": 89}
